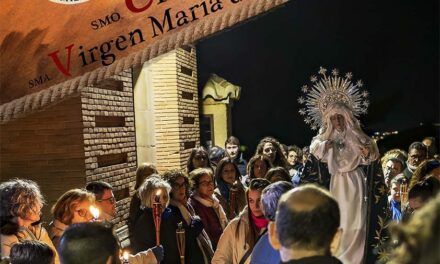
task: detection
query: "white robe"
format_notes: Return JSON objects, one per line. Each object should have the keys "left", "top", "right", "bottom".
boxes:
{"left": 311, "top": 129, "right": 375, "bottom": 264}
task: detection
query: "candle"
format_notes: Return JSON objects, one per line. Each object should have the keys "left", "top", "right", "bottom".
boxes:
{"left": 229, "top": 181, "right": 238, "bottom": 219}
{"left": 89, "top": 205, "right": 100, "bottom": 221}
{"left": 122, "top": 251, "right": 129, "bottom": 264}
{"left": 152, "top": 189, "right": 163, "bottom": 248}
{"left": 155, "top": 189, "right": 161, "bottom": 203}
{"left": 176, "top": 222, "right": 185, "bottom": 264}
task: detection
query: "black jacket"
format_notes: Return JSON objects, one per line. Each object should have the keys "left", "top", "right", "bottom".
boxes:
{"left": 130, "top": 206, "right": 204, "bottom": 264}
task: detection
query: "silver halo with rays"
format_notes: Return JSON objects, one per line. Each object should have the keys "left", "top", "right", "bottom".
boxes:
{"left": 298, "top": 66, "right": 369, "bottom": 130}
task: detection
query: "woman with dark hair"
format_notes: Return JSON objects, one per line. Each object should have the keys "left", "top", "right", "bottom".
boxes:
{"left": 187, "top": 147, "right": 214, "bottom": 173}
{"left": 189, "top": 168, "right": 228, "bottom": 250}
{"left": 10, "top": 240, "right": 54, "bottom": 264}
{"left": 163, "top": 169, "right": 214, "bottom": 264}
{"left": 265, "top": 167, "right": 291, "bottom": 183}
{"left": 241, "top": 155, "right": 273, "bottom": 187}
{"left": 128, "top": 163, "right": 158, "bottom": 232}
{"left": 49, "top": 189, "right": 95, "bottom": 248}
{"left": 255, "top": 137, "right": 289, "bottom": 169}
{"left": 0, "top": 179, "right": 59, "bottom": 263}
{"left": 214, "top": 158, "right": 247, "bottom": 220}
{"left": 212, "top": 178, "right": 271, "bottom": 264}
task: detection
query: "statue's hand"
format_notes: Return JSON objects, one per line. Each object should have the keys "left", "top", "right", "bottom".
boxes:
{"left": 324, "top": 140, "right": 333, "bottom": 153}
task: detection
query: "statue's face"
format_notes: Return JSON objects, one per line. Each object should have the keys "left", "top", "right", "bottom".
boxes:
{"left": 330, "top": 114, "right": 345, "bottom": 132}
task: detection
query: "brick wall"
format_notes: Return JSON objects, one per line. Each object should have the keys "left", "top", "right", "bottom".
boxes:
{"left": 0, "top": 48, "right": 199, "bottom": 233}
{"left": 176, "top": 47, "right": 200, "bottom": 168}
{"left": 82, "top": 69, "right": 137, "bottom": 229}
{"left": 148, "top": 46, "right": 200, "bottom": 173}
{"left": 0, "top": 97, "right": 85, "bottom": 222}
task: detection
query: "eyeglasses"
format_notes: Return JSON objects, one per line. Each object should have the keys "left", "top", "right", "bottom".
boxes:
{"left": 98, "top": 196, "right": 116, "bottom": 204}
{"left": 199, "top": 180, "right": 214, "bottom": 187}
{"left": 76, "top": 208, "right": 91, "bottom": 218}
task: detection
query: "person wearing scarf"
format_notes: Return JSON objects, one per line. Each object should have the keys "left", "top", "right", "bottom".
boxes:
{"left": 164, "top": 169, "right": 214, "bottom": 264}
{"left": 188, "top": 168, "right": 228, "bottom": 250}
{"left": 212, "top": 179, "right": 271, "bottom": 264}
{"left": 214, "top": 158, "right": 247, "bottom": 220}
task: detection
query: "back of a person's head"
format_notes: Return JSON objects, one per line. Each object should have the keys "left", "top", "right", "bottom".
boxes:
{"left": 276, "top": 184, "right": 340, "bottom": 252}
{"left": 59, "top": 222, "right": 118, "bottom": 264}
{"left": 265, "top": 166, "right": 291, "bottom": 182}
{"left": 10, "top": 240, "right": 54, "bottom": 264}
{"left": 261, "top": 181, "right": 293, "bottom": 221}
{"left": 209, "top": 146, "right": 226, "bottom": 164}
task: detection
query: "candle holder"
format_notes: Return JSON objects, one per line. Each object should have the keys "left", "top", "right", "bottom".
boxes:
{"left": 176, "top": 222, "right": 186, "bottom": 264}
{"left": 152, "top": 190, "right": 163, "bottom": 247}
{"left": 229, "top": 181, "right": 238, "bottom": 219}
{"left": 400, "top": 178, "right": 408, "bottom": 212}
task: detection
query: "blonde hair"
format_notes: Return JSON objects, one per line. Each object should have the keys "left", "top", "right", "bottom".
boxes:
{"left": 52, "top": 189, "right": 95, "bottom": 225}
{"left": 138, "top": 177, "right": 171, "bottom": 208}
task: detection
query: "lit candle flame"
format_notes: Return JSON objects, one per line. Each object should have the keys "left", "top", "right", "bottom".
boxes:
{"left": 90, "top": 205, "right": 100, "bottom": 220}
{"left": 122, "top": 251, "right": 129, "bottom": 261}
{"left": 155, "top": 189, "right": 162, "bottom": 203}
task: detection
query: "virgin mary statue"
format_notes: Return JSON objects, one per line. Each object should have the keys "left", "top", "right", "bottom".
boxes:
{"left": 298, "top": 67, "right": 389, "bottom": 264}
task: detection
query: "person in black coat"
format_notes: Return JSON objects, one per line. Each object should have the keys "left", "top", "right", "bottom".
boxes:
{"left": 130, "top": 177, "right": 203, "bottom": 264}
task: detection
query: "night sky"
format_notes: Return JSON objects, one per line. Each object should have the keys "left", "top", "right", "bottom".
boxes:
{"left": 196, "top": 0, "right": 439, "bottom": 156}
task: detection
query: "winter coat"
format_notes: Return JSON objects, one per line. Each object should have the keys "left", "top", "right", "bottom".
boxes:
{"left": 212, "top": 209, "right": 263, "bottom": 264}
{"left": 49, "top": 219, "right": 68, "bottom": 250}
{"left": 130, "top": 206, "right": 203, "bottom": 264}
{"left": 1, "top": 224, "right": 60, "bottom": 264}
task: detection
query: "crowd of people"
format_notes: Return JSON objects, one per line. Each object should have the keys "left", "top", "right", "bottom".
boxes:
{"left": 0, "top": 134, "right": 439, "bottom": 264}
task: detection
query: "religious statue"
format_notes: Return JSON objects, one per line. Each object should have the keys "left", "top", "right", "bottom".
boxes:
{"left": 298, "top": 67, "right": 389, "bottom": 264}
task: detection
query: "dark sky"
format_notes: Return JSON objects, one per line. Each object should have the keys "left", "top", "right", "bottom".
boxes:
{"left": 196, "top": 0, "right": 439, "bottom": 155}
